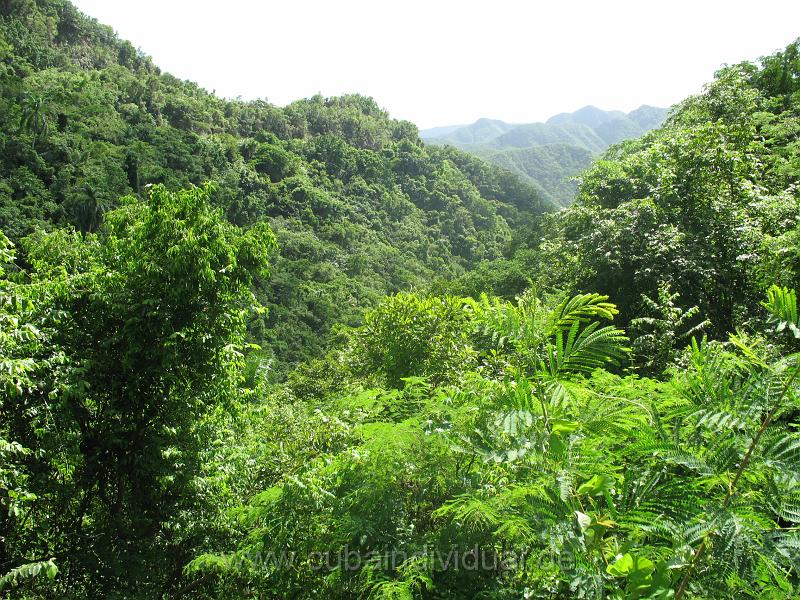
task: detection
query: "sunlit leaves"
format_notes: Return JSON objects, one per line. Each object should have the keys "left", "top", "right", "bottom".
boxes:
{"left": 763, "top": 284, "right": 800, "bottom": 338}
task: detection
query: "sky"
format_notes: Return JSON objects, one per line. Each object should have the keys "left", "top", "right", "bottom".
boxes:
{"left": 72, "top": 0, "right": 800, "bottom": 130}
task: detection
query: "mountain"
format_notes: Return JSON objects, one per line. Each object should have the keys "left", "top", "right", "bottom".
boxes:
{"left": 422, "top": 105, "right": 669, "bottom": 205}
{"left": 484, "top": 143, "right": 595, "bottom": 207}
{"left": 628, "top": 104, "right": 671, "bottom": 129}
{"left": 546, "top": 104, "right": 626, "bottom": 127}
{"left": 0, "top": 0, "right": 553, "bottom": 380}
{"left": 428, "top": 117, "right": 515, "bottom": 146}
{"left": 493, "top": 121, "right": 608, "bottom": 152}
{"left": 0, "top": 0, "right": 556, "bottom": 595}
{"left": 417, "top": 123, "right": 467, "bottom": 138}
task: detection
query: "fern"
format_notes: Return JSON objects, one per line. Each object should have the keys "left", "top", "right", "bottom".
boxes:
{"left": 763, "top": 284, "right": 800, "bottom": 338}
{"left": 208, "top": 287, "right": 800, "bottom": 599}
{"left": 546, "top": 321, "right": 630, "bottom": 375}
{"left": 432, "top": 494, "right": 502, "bottom": 534}
{"left": 549, "top": 292, "right": 619, "bottom": 330}
{"left": 631, "top": 283, "right": 710, "bottom": 374}
{"left": 471, "top": 290, "right": 630, "bottom": 379}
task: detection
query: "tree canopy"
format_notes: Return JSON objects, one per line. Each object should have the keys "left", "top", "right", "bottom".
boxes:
{"left": 0, "top": 1, "right": 799, "bottom": 598}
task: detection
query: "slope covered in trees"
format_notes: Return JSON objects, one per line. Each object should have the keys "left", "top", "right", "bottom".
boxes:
{"left": 422, "top": 106, "right": 668, "bottom": 205}
{"left": 0, "top": 0, "right": 552, "bottom": 377}
{"left": 192, "top": 41, "right": 799, "bottom": 599}
{"left": 458, "top": 43, "right": 800, "bottom": 346}
{"left": 1, "top": 0, "right": 800, "bottom": 598}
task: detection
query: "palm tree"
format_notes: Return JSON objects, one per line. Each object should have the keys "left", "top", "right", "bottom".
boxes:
{"left": 68, "top": 187, "right": 114, "bottom": 233}
{"left": 19, "top": 93, "right": 49, "bottom": 149}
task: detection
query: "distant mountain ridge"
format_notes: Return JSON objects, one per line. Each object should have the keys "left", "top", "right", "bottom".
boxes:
{"left": 421, "top": 105, "right": 669, "bottom": 205}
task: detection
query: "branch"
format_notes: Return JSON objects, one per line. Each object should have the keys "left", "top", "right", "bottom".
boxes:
{"left": 675, "top": 361, "right": 800, "bottom": 599}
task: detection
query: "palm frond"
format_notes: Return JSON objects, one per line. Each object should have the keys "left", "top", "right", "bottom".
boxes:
{"left": 763, "top": 284, "right": 800, "bottom": 338}
{"left": 547, "top": 322, "right": 630, "bottom": 376}
{"left": 549, "top": 292, "right": 619, "bottom": 331}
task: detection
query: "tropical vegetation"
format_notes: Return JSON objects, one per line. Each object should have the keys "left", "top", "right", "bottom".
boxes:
{"left": 0, "top": 1, "right": 799, "bottom": 598}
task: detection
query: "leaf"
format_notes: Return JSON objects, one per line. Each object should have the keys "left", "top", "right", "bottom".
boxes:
{"left": 0, "top": 559, "right": 58, "bottom": 590}
{"left": 606, "top": 552, "right": 654, "bottom": 578}
{"left": 552, "top": 419, "right": 579, "bottom": 436}
{"left": 577, "top": 474, "right": 615, "bottom": 497}
{"left": 763, "top": 285, "right": 800, "bottom": 338}
{"left": 576, "top": 510, "right": 592, "bottom": 531}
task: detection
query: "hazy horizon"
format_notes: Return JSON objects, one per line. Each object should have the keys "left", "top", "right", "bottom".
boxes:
{"left": 71, "top": 0, "right": 800, "bottom": 129}
{"left": 416, "top": 104, "right": 667, "bottom": 134}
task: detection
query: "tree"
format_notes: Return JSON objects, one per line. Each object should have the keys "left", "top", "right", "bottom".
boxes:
{"left": 357, "top": 292, "right": 476, "bottom": 388}
{"left": 3, "top": 185, "right": 276, "bottom": 597}
{"left": 19, "top": 93, "right": 48, "bottom": 149}
{"left": 0, "top": 231, "right": 59, "bottom": 594}
{"left": 528, "top": 67, "right": 772, "bottom": 338}
{"left": 631, "top": 283, "right": 709, "bottom": 375}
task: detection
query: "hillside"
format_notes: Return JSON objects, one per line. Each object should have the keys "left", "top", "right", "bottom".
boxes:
{"left": 2, "top": 1, "right": 800, "bottom": 599}
{"left": 484, "top": 143, "right": 595, "bottom": 205}
{"left": 445, "top": 42, "right": 800, "bottom": 340}
{"left": 434, "top": 117, "right": 515, "bottom": 145}
{"left": 422, "top": 105, "right": 669, "bottom": 205}
{"left": 0, "top": 0, "right": 552, "bottom": 377}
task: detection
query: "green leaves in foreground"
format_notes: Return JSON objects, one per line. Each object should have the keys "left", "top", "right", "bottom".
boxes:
{"left": 187, "top": 286, "right": 800, "bottom": 599}
{"left": 0, "top": 185, "right": 276, "bottom": 597}
{"left": 0, "top": 560, "right": 58, "bottom": 592}
{"left": 764, "top": 284, "right": 800, "bottom": 338}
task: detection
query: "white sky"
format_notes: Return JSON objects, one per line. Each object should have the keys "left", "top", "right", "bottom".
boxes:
{"left": 72, "top": 0, "right": 800, "bottom": 129}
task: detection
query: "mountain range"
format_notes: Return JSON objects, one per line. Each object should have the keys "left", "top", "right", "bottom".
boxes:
{"left": 421, "top": 105, "right": 669, "bottom": 205}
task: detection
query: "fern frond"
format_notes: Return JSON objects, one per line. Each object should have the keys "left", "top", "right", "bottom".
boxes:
{"left": 763, "top": 285, "right": 800, "bottom": 338}
{"left": 758, "top": 429, "right": 800, "bottom": 474}
{"left": 432, "top": 494, "right": 501, "bottom": 533}
{"left": 693, "top": 408, "right": 749, "bottom": 432}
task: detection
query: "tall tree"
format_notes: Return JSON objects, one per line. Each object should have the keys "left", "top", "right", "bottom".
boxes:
{"left": 2, "top": 185, "right": 275, "bottom": 597}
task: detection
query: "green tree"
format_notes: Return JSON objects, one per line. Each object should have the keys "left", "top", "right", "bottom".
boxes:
{"left": 357, "top": 292, "right": 476, "bottom": 388}
{"left": 0, "top": 231, "right": 59, "bottom": 594}
{"left": 3, "top": 185, "right": 275, "bottom": 597}
{"left": 631, "top": 283, "right": 709, "bottom": 375}
{"left": 19, "top": 92, "right": 48, "bottom": 148}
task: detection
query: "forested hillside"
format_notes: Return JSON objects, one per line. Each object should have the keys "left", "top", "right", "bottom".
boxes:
{"left": 1, "top": 1, "right": 800, "bottom": 599}
{"left": 422, "top": 106, "right": 668, "bottom": 205}
{"left": 451, "top": 48, "right": 800, "bottom": 344}
{"left": 0, "top": 0, "right": 552, "bottom": 377}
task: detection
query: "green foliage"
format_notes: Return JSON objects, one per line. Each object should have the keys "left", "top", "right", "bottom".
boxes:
{"left": 763, "top": 284, "right": 800, "bottom": 339}
{"left": 1, "top": 3, "right": 800, "bottom": 600}
{"left": 492, "top": 42, "right": 800, "bottom": 343}
{"left": 486, "top": 143, "right": 595, "bottom": 207}
{"left": 187, "top": 283, "right": 800, "bottom": 599}
{"left": 357, "top": 293, "right": 475, "bottom": 388}
{"left": 469, "top": 290, "right": 630, "bottom": 377}
{"left": 0, "top": 231, "right": 60, "bottom": 594}
{"left": 19, "top": 92, "right": 48, "bottom": 147}
{"left": 631, "top": 284, "right": 709, "bottom": 375}
{"left": 1, "top": 185, "right": 276, "bottom": 597}
{"left": 0, "top": 0, "right": 550, "bottom": 378}
{"left": 0, "top": 559, "right": 58, "bottom": 592}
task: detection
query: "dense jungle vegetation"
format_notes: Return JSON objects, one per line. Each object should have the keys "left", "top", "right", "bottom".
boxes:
{"left": 0, "top": 0, "right": 553, "bottom": 379}
{"left": 1, "top": 1, "right": 800, "bottom": 599}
